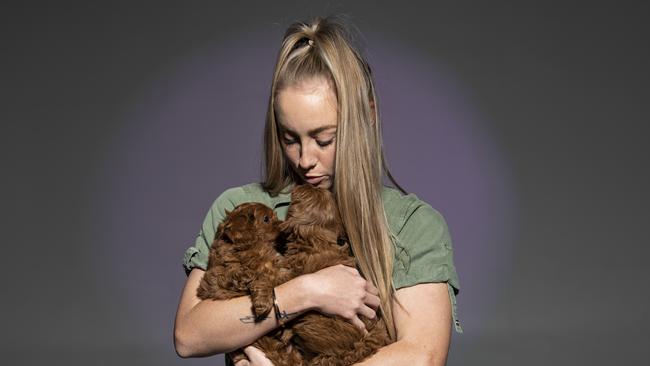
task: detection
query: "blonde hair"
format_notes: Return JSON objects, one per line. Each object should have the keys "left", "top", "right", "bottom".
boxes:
{"left": 262, "top": 15, "right": 405, "bottom": 340}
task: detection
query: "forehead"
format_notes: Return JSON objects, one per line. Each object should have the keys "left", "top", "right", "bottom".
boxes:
{"left": 275, "top": 77, "right": 338, "bottom": 133}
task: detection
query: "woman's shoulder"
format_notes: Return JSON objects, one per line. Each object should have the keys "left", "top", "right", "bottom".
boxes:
{"left": 207, "top": 182, "right": 290, "bottom": 212}
{"left": 210, "top": 182, "right": 265, "bottom": 206}
{"left": 381, "top": 185, "right": 447, "bottom": 235}
{"left": 218, "top": 182, "right": 264, "bottom": 199}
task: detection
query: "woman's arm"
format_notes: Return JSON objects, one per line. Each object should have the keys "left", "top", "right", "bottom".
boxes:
{"left": 353, "top": 282, "right": 453, "bottom": 366}
{"left": 174, "top": 265, "right": 380, "bottom": 358}
{"left": 174, "top": 268, "right": 308, "bottom": 357}
{"left": 174, "top": 268, "right": 283, "bottom": 357}
{"left": 231, "top": 281, "right": 452, "bottom": 366}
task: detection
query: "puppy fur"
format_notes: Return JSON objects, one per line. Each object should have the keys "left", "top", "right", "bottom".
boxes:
{"left": 280, "top": 185, "right": 392, "bottom": 366}
{"left": 197, "top": 202, "right": 299, "bottom": 365}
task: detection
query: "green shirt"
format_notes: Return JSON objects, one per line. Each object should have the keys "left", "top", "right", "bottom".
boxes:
{"left": 182, "top": 182, "right": 463, "bottom": 334}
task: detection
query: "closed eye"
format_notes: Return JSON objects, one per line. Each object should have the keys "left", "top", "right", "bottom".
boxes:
{"left": 282, "top": 132, "right": 298, "bottom": 145}
{"left": 317, "top": 138, "right": 334, "bottom": 147}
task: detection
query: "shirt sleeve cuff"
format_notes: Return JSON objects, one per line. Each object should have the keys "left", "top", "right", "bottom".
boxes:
{"left": 182, "top": 246, "right": 208, "bottom": 275}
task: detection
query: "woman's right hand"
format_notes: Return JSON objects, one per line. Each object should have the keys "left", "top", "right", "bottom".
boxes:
{"left": 302, "top": 264, "right": 380, "bottom": 330}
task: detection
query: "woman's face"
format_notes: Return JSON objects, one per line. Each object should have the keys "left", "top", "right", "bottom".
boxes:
{"left": 275, "top": 77, "right": 338, "bottom": 190}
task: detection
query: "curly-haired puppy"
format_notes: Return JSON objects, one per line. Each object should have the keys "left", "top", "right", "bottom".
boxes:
{"left": 197, "top": 202, "right": 300, "bottom": 365}
{"left": 280, "top": 185, "right": 392, "bottom": 366}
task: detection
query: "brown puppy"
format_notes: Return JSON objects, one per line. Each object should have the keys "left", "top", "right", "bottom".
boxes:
{"left": 281, "top": 185, "right": 392, "bottom": 366}
{"left": 197, "top": 202, "right": 300, "bottom": 365}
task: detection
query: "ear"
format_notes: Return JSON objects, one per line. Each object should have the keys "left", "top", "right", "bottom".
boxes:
{"left": 278, "top": 218, "right": 298, "bottom": 234}
{"left": 225, "top": 227, "right": 245, "bottom": 243}
{"left": 216, "top": 222, "right": 232, "bottom": 243}
{"left": 278, "top": 220, "right": 289, "bottom": 232}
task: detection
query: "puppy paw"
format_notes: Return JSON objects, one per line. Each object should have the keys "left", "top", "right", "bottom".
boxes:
{"left": 250, "top": 287, "right": 274, "bottom": 319}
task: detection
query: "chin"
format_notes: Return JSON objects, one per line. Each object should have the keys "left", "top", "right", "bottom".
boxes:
{"left": 305, "top": 177, "right": 332, "bottom": 190}
{"left": 317, "top": 178, "right": 333, "bottom": 190}
{"left": 318, "top": 182, "right": 332, "bottom": 190}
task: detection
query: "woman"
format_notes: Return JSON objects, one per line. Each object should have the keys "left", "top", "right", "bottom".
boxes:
{"left": 174, "top": 15, "right": 462, "bottom": 366}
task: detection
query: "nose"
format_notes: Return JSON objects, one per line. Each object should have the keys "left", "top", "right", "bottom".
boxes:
{"left": 298, "top": 143, "right": 317, "bottom": 171}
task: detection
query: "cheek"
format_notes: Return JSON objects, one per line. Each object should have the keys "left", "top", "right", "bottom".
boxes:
{"left": 324, "top": 145, "right": 336, "bottom": 171}
{"left": 283, "top": 145, "right": 300, "bottom": 166}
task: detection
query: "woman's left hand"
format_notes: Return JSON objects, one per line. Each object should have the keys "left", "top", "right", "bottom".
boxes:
{"left": 242, "top": 346, "right": 274, "bottom": 366}
{"left": 233, "top": 358, "right": 250, "bottom": 366}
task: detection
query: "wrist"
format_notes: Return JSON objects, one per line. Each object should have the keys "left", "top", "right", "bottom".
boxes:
{"left": 275, "top": 275, "right": 314, "bottom": 315}
{"left": 295, "top": 274, "right": 318, "bottom": 310}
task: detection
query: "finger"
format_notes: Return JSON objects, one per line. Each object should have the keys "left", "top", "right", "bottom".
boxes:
{"left": 242, "top": 346, "right": 254, "bottom": 357}
{"left": 243, "top": 346, "right": 263, "bottom": 360}
{"left": 351, "top": 315, "right": 367, "bottom": 332}
{"left": 365, "top": 282, "right": 379, "bottom": 295}
{"left": 243, "top": 346, "right": 273, "bottom": 366}
{"left": 358, "top": 304, "right": 377, "bottom": 320}
{"left": 364, "top": 292, "right": 381, "bottom": 310}
{"left": 231, "top": 353, "right": 250, "bottom": 365}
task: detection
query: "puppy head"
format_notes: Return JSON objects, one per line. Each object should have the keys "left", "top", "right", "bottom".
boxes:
{"left": 279, "top": 184, "right": 345, "bottom": 242}
{"left": 217, "top": 203, "right": 280, "bottom": 250}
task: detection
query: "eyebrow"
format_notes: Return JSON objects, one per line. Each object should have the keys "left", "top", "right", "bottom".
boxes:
{"left": 279, "top": 124, "right": 337, "bottom": 137}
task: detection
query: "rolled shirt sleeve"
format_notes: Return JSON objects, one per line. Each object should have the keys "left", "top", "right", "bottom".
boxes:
{"left": 389, "top": 195, "right": 463, "bottom": 333}
{"left": 182, "top": 187, "right": 242, "bottom": 275}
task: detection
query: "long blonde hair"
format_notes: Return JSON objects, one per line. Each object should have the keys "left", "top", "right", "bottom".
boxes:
{"left": 262, "top": 15, "right": 405, "bottom": 340}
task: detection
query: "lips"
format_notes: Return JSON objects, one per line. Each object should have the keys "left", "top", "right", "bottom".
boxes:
{"left": 304, "top": 175, "right": 326, "bottom": 185}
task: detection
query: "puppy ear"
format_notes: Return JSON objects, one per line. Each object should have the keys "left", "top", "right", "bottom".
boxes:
{"left": 214, "top": 221, "right": 230, "bottom": 244}
{"left": 278, "top": 220, "right": 289, "bottom": 231}
{"left": 224, "top": 226, "right": 243, "bottom": 243}
{"left": 278, "top": 219, "right": 298, "bottom": 236}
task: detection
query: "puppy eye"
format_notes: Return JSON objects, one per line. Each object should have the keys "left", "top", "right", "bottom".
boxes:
{"left": 263, "top": 215, "right": 269, "bottom": 223}
{"left": 337, "top": 237, "right": 347, "bottom": 246}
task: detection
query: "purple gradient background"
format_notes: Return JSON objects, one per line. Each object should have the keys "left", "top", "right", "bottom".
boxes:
{"left": 86, "top": 28, "right": 516, "bottom": 349}
{"left": 5, "top": 2, "right": 650, "bottom": 365}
